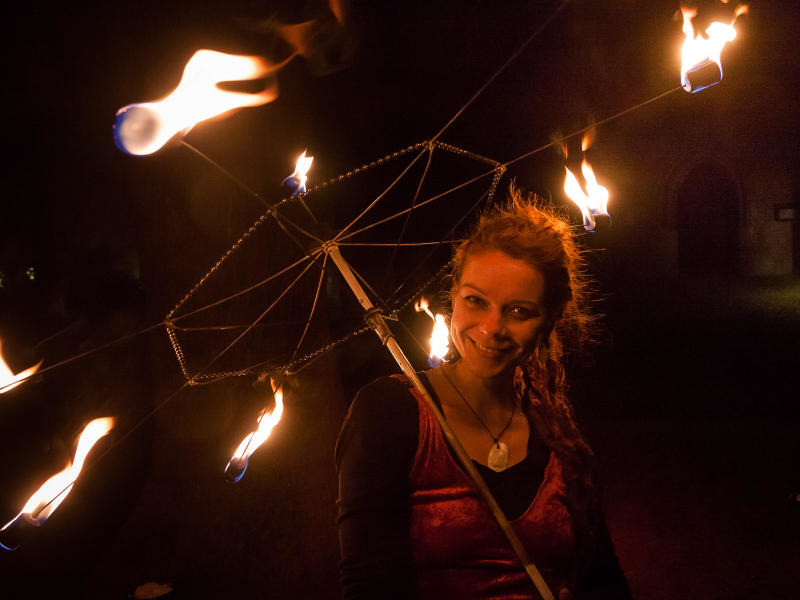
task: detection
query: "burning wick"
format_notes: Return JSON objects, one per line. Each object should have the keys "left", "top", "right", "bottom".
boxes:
{"left": 563, "top": 132, "right": 611, "bottom": 232}
{"left": 563, "top": 161, "right": 610, "bottom": 232}
{"left": 0, "top": 417, "right": 114, "bottom": 551}
{"left": 414, "top": 298, "right": 450, "bottom": 368}
{"left": 283, "top": 151, "right": 314, "bottom": 196}
{"left": 225, "top": 379, "right": 284, "bottom": 483}
{"left": 680, "top": 5, "right": 749, "bottom": 93}
{"left": 0, "top": 339, "right": 41, "bottom": 395}
{"left": 114, "top": 50, "right": 278, "bottom": 156}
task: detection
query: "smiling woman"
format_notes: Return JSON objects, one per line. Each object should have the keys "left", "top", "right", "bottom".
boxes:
{"left": 336, "top": 186, "right": 631, "bottom": 599}
{"left": 450, "top": 250, "right": 549, "bottom": 382}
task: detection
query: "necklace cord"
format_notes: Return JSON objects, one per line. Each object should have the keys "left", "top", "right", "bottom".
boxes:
{"left": 440, "top": 366, "right": 515, "bottom": 446}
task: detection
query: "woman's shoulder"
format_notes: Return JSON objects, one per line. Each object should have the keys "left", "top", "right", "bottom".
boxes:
{"left": 335, "top": 374, "right": 420, "bottom": 469}
{"left": 349, "top": 374, "right": 418, "bottom": 414}
{"left": 355, "top": 373, "right": 413, "bottom": 397}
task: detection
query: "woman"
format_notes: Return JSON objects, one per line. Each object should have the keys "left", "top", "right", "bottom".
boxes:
{"left": 336, "top": 187, "right": 630, "bottom": 599}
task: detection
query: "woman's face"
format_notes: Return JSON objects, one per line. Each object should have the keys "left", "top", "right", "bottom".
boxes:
{"left": 450, "top": 250, "right": 549, "bottom": 382}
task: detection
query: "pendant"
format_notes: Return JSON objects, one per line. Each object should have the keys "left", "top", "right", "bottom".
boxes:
{"left": 487, "top": 441, "right": 509, "bottom": 472}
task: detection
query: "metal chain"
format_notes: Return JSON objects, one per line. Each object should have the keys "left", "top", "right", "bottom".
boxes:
{"left": 393, "top": 261, "right": 453, "bottom": 314}
{"left": 278, "top": 161, "right": 507, "bottom": 380}
{"left": 281, "top": 324, "right": 372, "bottom": 374}
{"left": 305, "top": 141, "right": 429, "bottom": 194}
{"left": 180, "top": 323, "right": 374, "bottom": 383}
{"left": 276, "top": 160, "right": 506, "bottom": 379}
{"left": 432, "top": 140, "right": 502, "bottom": 167}
{"left": 165, "top": 323, "right": 190, "bottom": 380}
{"left": 487, "top": 163, "right": 507, "bottom": 202}
{"left": 390, "top": 162, "right": 506, "bottom": 314}
{"left": 166, "top": 212, "right": 275, "bottom": 320}
{"left": 166, "top": 142, "right": 428, "bottom": 384}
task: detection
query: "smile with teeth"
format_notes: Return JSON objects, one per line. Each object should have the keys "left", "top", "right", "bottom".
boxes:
{"left": 468, "top": 336, "right": 512, "bottom": 357}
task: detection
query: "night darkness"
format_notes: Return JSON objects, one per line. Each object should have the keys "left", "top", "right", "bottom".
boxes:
{"left": 1, "top": 1, "right": 798, "bottom": 598}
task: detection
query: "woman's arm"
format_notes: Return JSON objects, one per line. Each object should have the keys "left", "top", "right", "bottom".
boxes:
{"left": 335, "top": 377, "right": 419, "bottom": 599}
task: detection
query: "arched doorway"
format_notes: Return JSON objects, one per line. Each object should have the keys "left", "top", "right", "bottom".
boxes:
{"left": 676, "top": 161, "right": 740, "bottom": 275}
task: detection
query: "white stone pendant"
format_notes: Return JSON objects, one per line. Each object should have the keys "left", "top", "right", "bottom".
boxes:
{"left": 487, "top": 441, "right": 509, "bottom": 472}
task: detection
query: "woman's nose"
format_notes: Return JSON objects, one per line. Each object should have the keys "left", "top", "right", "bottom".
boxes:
{"left": 478, "top": 309, "right": 507, "bottom": 337}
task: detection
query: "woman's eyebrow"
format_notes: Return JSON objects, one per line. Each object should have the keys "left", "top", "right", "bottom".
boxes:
{"left": 460, "top": 283, "right": 485, "bottom": 294}
{"left": 508, "top": 296, "right": 540, "bottom": 305}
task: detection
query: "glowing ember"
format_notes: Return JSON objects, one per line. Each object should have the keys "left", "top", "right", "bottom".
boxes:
{"left": 225, "top": 380, "right": 284, "bottom": 483}
{"left": 414, "top": 298, "right": 450, "bottom": 366}
{"left": 0, "top": 339, "right": 41, "bottom": 395}
{"left": 680, "top": 5, "right": 748, "bottom": 93}
{"left": 284, "top": 150, "right": 314, "bottom": 195}
{"left": 563, "top": 160, "right": 610, "bottom": 232}
{"left": 114, "top": 50, "right": 278, "bottom": 156}
{"left": 1, "top": 417, "right": 114, "bottom": 543}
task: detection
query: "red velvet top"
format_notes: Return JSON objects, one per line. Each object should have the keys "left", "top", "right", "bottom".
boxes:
{"left": 407, "top": 382, "right": 575, "bottom": 599}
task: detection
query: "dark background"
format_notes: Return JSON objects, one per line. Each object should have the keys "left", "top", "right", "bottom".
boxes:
{"left": 1, "top": 1, "right": 798, "bottom": 598}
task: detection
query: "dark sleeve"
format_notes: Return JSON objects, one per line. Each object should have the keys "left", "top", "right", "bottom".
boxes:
{"left": 577, "top": 517, "right": 632, "bottom": 599}
{"left": 334, "top": 377, "right": 420, "bottom": 600}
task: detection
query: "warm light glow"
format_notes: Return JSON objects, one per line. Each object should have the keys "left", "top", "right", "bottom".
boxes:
{"left": 680, "top": 5, "right": 748, "bottom": 92}
{"left": 414, "top": 298, "right": 450, "bottom": 364}
{"left": 0, "top": 340, "right": 41, "bottom": 395}
{"left": 581, "top": 129, "right": 595, "bottom": 153}
{"left": 563, "top": 160, "right": 610, "bottom": 232}
{"left": 1, "top": 418, "right": 113, "bottom": 530}
{"left": 430, "top": 315, "right": 450, "bottom": 364}
{"left": 230, "top": 381, "right": 284, "bottom": 465}
{"left": 286, "top": 151, "right": 314, "bottom": 195}
{"left": 114, "top": 50, "right": 278, "bottom": 156}
{"left": 414, "top": 297, "right": 435, "bottom": 321}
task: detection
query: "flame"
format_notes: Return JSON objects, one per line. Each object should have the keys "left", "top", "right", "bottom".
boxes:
{"left": 227, "top": 380, "right": 284, "bottom": 480}
{"left": 581, "top": 128, "right": 595, "bottom": 153}
{"left": 414, "top": 298, "right": 450, "bottom": 365}
{"left": 1, "top": 418, "right": 113, "bottom": 531}
{"left": 680, "top": 5, "right": 748, "bottom": 92}
{"left": 563, "top": 159, "right": 610, "bottom": 232}
{"left": 285, "top": 151, "right": 314, "bottom": 195}
{"left": 414, "top": 297, "right": 435, "bottom": 321}
{"left": 0, "top": 339, "right": 41, "bottom": 394}
{"left": 429, "top": 315, "right": 450, "bottom": 364}
{"left": 114, "top": 50, "right": 278, "bottom": 156}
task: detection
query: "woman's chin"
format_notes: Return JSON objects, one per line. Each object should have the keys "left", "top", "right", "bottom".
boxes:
{"left": 456, "top": 354, "right": 518, "bottom": 382}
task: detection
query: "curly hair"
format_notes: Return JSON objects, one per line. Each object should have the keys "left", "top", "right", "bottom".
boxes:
{"left": 450, "top": 183, "right": 593, "bottom": 367}
{"left": 450, "top": 184, "right": 603, "bottom": 591}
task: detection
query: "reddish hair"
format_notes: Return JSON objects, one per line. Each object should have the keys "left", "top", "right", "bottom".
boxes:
{"left": 450, "top": 184, "right": 593, "bottom": 366}
{"left": 450, "top": 185, "right": 604, "bottom": 585}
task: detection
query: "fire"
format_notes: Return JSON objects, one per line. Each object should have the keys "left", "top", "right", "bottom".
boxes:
{"left": 680, "top": 5, "right": 749, "bottom": 93}
{"left": 563, "top": 132, "right": 610, "bottom": 232}
{"left": 284, "top": 151, "right": 314, "bottom": 195}
{"left": 414, "top": 297, "right": 435, "bottom": 321}
{"left": 114, "top": 50, "right": 278, "bottom": 156}
{"left": 581, "top": 127, "right": 595, "bottom": 152}
{"left": 1, "top": 417, "right": 114, "bottom": 533}
{"left": 414, "top": 298, "right": 450, "bottom": 366}
{"left": 0, "top": 339, "right": 41, "bottom": 394}
{"left": 225, "top": 380, "right": 284, "bottom": 483}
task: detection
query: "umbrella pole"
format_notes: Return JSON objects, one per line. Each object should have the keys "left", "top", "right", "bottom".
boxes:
{"left": 326, "top": 244, "right": 555, "bottom": 600}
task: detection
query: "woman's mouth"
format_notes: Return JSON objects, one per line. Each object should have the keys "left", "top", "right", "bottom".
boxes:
{"left": 468, "top": 336, "right": 512, "bottom": 358}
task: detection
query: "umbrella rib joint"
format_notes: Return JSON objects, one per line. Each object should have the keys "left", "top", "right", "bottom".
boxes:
{"left": 321, "top": 240, "right": 555, "bottom": 600}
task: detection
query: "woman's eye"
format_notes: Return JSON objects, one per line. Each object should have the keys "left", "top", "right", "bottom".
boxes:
{"left": 464, "top": 295, "right": 484, "bottom": 306}
{"left": 508, "top": 306, "right": 535, "bottom": 320}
